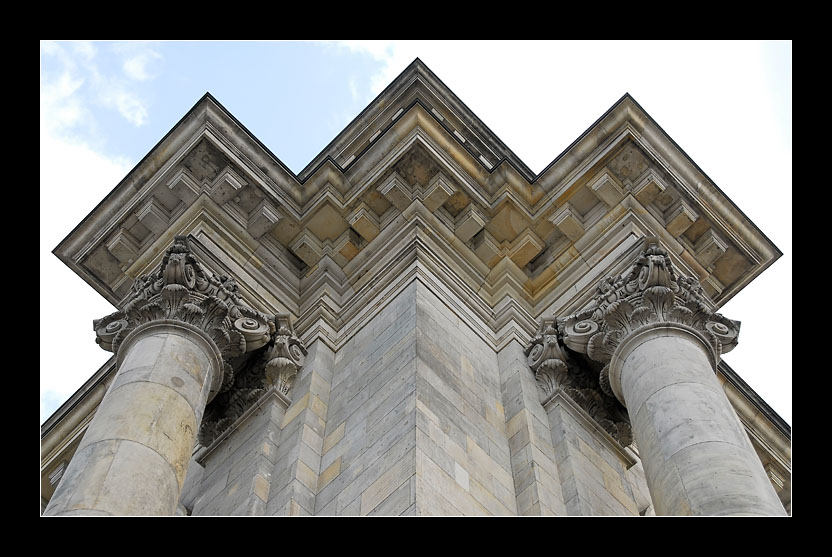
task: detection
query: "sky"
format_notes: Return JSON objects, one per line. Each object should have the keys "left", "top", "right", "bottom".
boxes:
{"left": 40, "top": 40, "right": 791, "bottom": 428}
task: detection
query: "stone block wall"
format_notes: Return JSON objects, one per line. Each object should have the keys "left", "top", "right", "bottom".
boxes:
{"left": 179, "top": 279, "right": 660, "bottom": 515}
{"left": 315, "top": 281, "right": 419, "bottom": 515}
{"left": 412, "top": 283, "right": 515, "bottom": 515}
{"left": 185, "top": 394, "right": 286, "bottom": 515}
{"left": 265, "top": 340, "right": 334, "bottom": 515}
{"left": 498, "top": 340, "right": 568, "bottom": 515}
{"left": 547, "top": 398, "right": 652, "bottom": 515}
{"left": 312, "top": 280, "right": 519, "bottom": 515}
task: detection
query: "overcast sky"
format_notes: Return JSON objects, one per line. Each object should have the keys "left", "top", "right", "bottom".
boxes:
{"left": 40, "top": 40, "right": 791, "bottom": 426}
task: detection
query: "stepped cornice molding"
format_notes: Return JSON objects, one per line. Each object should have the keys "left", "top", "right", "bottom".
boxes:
{"left": 54, "top": 59, "right": 780, "bottom": 380}
{"left": 299, "top": 64, "right": 531, "bottom": 182}
{"left": 114, "top": 197, "right": 301, "bottom": 318}
{"left": 90, "top": 236, "right": 309, "bottom": 449}
{"left": 524, "top": 236, "right": 739, "bottom": 443}
{"left": 292, "top": 205, "right": 539, "bottom": 353}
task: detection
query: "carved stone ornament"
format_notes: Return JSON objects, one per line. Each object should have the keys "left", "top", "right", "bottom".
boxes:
{"left": 560, "top": 237, "right": 740, "bottom": 396}
{"left": 524, "top": 318, "right": 632, "bottom": 446}
{"left": 198, "top": 314, "right": 307, "bottom": 447}
{"left": 264, "top": 314, "right": 308, "bottom": 395}
{"left": 524, "top": 317, "right": 568, "bottom": 403}
{"left": 93, "top": 235, "right": 275, "bottom": 393}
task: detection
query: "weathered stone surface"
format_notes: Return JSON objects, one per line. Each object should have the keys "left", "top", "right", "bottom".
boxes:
{"left": 262, "top": 339, "right": 333, "bottom": 515}
{"left": 618, "top": 328, "right": 784, "bottom": 515}
{"left": 45, "top": 320, "right": 218, "bottom": 516}
{"left": 189, "top": 393, "right": 286, "bottom": 515}
{"left": 534, "top": 237, "right": 785, "bottom": 516}
{"left": 44, "top": 61, "right": 789, "bottom": 517}
{"left": 44, "top": 237, "right": 300, "bottom": 517}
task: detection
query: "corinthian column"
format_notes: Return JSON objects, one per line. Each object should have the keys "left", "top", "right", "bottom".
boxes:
{"left": 44, "top": 236, "right": 275, "bottom": 516}
{"left": 556, "top": 237, "right": 784, "bottom": 516}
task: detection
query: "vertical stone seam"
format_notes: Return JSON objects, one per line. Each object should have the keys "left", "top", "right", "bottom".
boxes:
{"left": 499, "top": 345, "right": 567, "bottom": 516}
{"left": 280, "top": 372, "right": 330, "bottom": 514}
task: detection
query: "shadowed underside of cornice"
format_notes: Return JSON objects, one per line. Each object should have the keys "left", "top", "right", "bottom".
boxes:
{"left": 52, "top": 58, "right": 780, "bottom": 351}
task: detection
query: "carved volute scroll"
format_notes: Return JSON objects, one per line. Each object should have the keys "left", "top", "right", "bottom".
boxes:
{"left": 264, "top": 314, "right": 308, "bottom": 395}
{"left": 198, "top": 314, "right": 307, "bottom": 447}
{"left": 559, "top": 237, "right": 740, "bottom": 396}
{"left": 525, "top": 317, "right": 633, "bottom": 446}
{"left": 93, "top": 235, "right": 275, "bottom": 395}
{"left": 524, "top": 317, "right": 568, "bottom": 404}
{"left": 524, "top": 237, "right": 740, "bottom": 447}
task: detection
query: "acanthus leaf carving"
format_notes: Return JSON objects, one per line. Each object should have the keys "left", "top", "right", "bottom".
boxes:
{"left": 94, "top": 235, "right": 280, "bottom": 405}
{"left": 197, "top": 314, "right": 307, "bottom": 448}
{"left": 524, "top": 317, "right": 566, "bottom": 374}
{"left": 559, "top": 237, "right": 740, "bottom": 375}
{"left": 264, "top": 314, "right": 307, "bottom": 396}
{"left": 527, "top": 237, "right": 741, "bottom": 448}
{"left": 534, "top": 358, "right": 568, "bottom": 404}
{"left": 101, "top": 237, "right": 309, "bottom": 450}
{"left": 94, "top": 236, "right": 274, "bottom": 359}
{"left": 598, "top": 363, "right": 613, "bottom": 397}
{"left": 525, "top": 317, "right": 633, "bottom": 447}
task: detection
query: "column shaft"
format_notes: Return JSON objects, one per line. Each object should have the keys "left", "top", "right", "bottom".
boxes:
{"left": 44, "top": 321, "right": 220, "bottom": 516}
{"left": 612, "top": 326, "right": 785, "bottom": 516}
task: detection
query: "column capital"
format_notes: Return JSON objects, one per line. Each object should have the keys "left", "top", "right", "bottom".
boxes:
{"left": 197, "top": 314, "right": 307, "bottom": 447}
{"left": 93, "top": 235, "right": 275, "bottom": 395}
{"left": 264, "top": 314, "right": 308, "bottom": 395}
{"left": 559, "top": 237, "right": 740, "bottom": 394}
{"left": 525, "top": 318, "right": 633, "bottom": 446}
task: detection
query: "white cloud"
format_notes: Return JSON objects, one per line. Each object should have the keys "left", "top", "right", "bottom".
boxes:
{"left": 40, "top": 70, "right": 86, "bottom": 133}
{"left": 339, "top": 40, "right": 792, "bottom": 424}
{"left": 40, "top": 42, "right": 140, "bottom": 422}
{"left": 71, "top": 40, "right": 97, "bottom": 61}
{"left": 348, "top": 75, "right": 359, "bottom": 103}
{"left": 98, "top": 83, "right": 149, "bottom": 126}
{"left": 336, "top": 40, "right": 414, "bottom": 96}
{"left": 39, "top": 123, "right": 132, "bottom": 423}
{"left": 38, "top": 41, "right": 791, "bottom": 427}
{"left": 39, "top": 125, "right": 132, "bottom": 422}
{"left": 41, "top": 41, "right": 155, "bottom": 131}
{"left": 122, "top": 48, "right": 163, "bottom": 81}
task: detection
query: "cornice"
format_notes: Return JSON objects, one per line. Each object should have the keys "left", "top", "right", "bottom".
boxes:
{"left": 717, "top": 359, "right": 791, "bottom": 441}
{"left": 292, "top": 207, "right": 539, "bottom": 353}
{"left": 43, "top": 62, "right": 792, "bottom": 511}
{"left": 548, "top": 237, "right": 740, "bottom": 402}
{"left": 297, "top": 59, "right": 536, "bottom": 183}
{"left": 50, "top": 60, "right": 783, "bottom": 438}
{"left": 55, "top": 75, "right": 779, "bottom": 312}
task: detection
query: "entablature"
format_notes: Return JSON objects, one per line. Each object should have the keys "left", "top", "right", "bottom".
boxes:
{"left": 54, "top": 73, "right": 779, "bottom": 331}
{"left": 50, "top": 61, "right": 784, "bottom": 481}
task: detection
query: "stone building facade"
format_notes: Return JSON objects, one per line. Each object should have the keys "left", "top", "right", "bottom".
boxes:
{"left": 41, "top": 59, "right": 791, "bottom": 516}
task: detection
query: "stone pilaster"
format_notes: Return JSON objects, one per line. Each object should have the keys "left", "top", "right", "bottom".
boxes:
{"left": 44, "top": 236, "right": 276, "bottom": 516}
{"left": 552, "top": 237, "right": 785, "bottom": 516}
{"left": 525, "top": 318, "right": 637, "bottom": 515}
{"left": 188, "top": 314, "right": 307, "bottom": 515}
{"left": 265, "top": 338, "right": 333, "bottom": 515}
{"left": 498, "top": 340, "right": 567, "bottom": 515}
